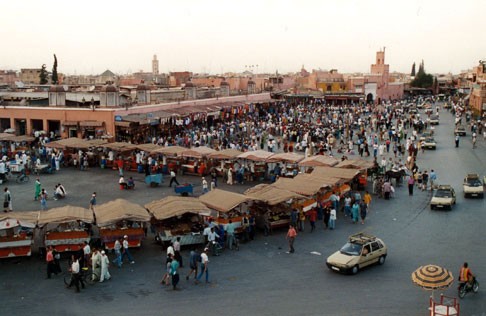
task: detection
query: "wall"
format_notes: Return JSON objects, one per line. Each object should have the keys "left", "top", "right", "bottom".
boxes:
{"left": 0, "top": 107, "right": 115, "bottom": 138}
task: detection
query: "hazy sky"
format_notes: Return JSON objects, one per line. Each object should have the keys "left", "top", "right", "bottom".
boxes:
{"left": 1, "top": 0, "right": 485, "bottom": 76}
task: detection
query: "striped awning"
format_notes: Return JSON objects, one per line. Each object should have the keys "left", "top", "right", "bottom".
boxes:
{"left": 411, "top": 265, "right": 454, "bottom": 290}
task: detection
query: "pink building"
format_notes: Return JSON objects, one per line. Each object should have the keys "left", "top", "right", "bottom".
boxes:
{"left": 347, "top": 49, "right": 404, "bottom": 103}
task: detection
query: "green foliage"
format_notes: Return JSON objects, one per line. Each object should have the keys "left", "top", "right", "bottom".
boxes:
{"left": 411, "top": 60, "right": 433, "bottom": 88}
{"left": 39, "top": 64, "right": 48, "bottom": 84}
{"left": 411, "top": 62, "right": 416, "bottom": 77}
{"left": 52, "top": 54, "right": 58, "bottom": 84}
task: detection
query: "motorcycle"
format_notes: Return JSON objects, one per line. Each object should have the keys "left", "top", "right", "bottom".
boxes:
{"left": 458, "top": 276, "right": 479, "bottom": 299}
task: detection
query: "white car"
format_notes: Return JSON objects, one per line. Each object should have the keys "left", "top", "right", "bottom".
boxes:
{"left": 326, "top": 233, "right": 387, "bottom": 275}
{"left": 463, "top": 174, "right": 484, "bottom": 198}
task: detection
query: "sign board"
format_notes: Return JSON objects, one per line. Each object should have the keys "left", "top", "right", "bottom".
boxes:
{"left": 147, "top": 112, "right": 154, "bottom": 119}
{"left": 114, "top": 115, "right": 123, "bottom": 122}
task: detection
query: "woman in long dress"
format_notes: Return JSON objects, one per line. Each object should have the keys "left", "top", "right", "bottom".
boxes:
{"left": 227, "top": 168, "right": 233, "bottom": 185}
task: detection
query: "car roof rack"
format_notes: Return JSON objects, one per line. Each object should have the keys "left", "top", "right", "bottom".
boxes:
{"left": 349, "top": 232, "right": 376, "bottom": 244}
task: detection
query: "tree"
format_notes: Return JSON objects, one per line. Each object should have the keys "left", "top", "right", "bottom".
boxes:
{"left": 410, "top": 60, "right": 433, "bottom": 88}
{"left": 39, "top": 64, "right": 48, "bottom": 84}
{"left": 411, "top": 62, "right": 416, "bottom": 77}
{"left": 52, "top": 54, "right": 58, "bottom": 84}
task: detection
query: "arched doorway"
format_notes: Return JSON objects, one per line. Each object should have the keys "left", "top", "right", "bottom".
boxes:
{"left": 366, "top": 93, "right": 374, "bottom": 104}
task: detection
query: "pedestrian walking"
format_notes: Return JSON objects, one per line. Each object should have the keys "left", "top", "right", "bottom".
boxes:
{"left": 3, "top": 187, "right": 12, "bottom": 212}
{"left": 40, "top": 188, "right": 48, "bottom": 210}
{"left": 34, "top": 178, "right": 41, "bottom": 201}
{"left": 308, "top": 207, "right": 317, "bottom": 232}
{"left": 422, "top": 171, "right": 429, "bottom": 191}
{"left": 46, "top": 246, "right": 56, "bottom": 279}
{"left": 323, "top": 206, "right": 330, "bottom": 229}
{"left": 328, "top": 207, "right": 336, "bottom": 230}
{"left": 121, "top": 235, "right": 135, "bottom": 264}
{"left": 173, "top": 237, "right": 183, "bottom": 267}
{"left": 202, "top": 177, "right": 208, "bottom": 194}
{"left": 195, "top": 248, "right": 210, "bottom": 284}
{"left": 112, "top": 238, "right": 122, "bottom": 268}
{"left": 99, "top": 250, "right": 111, "bottom": 283}
{"left": 363, "top": 191, "right": 372, "bottom": 212}
{"left": 429, "top": 169, "right": 437, "bottom": 190}
{"left": 360, "top": 201, "right": 368, "bottom": 225}
{"left": 186, "top": 249, "right": 200, "bottom": 281}
{"left": 170, "top": 255, "right": 180, "bottom": 290}
{"left": 91, "top": 248, "right": 102, "bottom": 282}
{"left": 455, "top": 135, "right": 460, "bottom": 147}
{"left": 89, "top": 192, "right": 96, "bottom": 211}
{"left": 408, "top": 175, "right": 415, "bottom": 196}
{"left": 344, "top": 195, "right": 352, "bottom": 217}
{"left": 226, "top": 167, "right": 233, "bottom": 185}
{"left": 168, "top": 170, "right": 179, "bottom": 187}
{"left": 286, "top": 224, "right": 297, "bottom": 253}
{"left": 66, "top": 255, "right": 85, "bottom": 293}
{"left": 351, "top": 201, "right": 360, "bottom": 224}
{"left": 160, "top": 255, "right": 172, "bottom": 286}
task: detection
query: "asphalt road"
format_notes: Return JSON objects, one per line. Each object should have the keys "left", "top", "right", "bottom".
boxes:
{"left": 1, "top": 105, "right": 485, "bottom": 316}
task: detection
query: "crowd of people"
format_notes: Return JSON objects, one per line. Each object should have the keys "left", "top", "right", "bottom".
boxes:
{"left": 3, "top": 93, "right": 484, "bottom": 294}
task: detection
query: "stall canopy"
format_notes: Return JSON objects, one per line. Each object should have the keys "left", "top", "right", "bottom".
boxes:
{"left": 181, "top": 146, "right": 217, "bottom": 159}
{"left": 45, "top": 137, "right": 106, "bottom": 149}
{"left": 311, "top": 166, "right": 360, "bottom": 181}
{"left": 145, "top": 196, "right": 211, "bottom": 220}
{"left": 298, "top": 155, "right": 340, "bottom": 167}
{"left": 94, "top": 199, "right": 150, "bottom": 227}
{"left": 199, "top": 189, "right": 257, "bottom": 213}
{"left": 0, "top": 211, "right": 39, "bottom": 229}
{"left": 135, "top": 143, "right": 161, "bottom": 152}
{"left": 100, "top": 142, "right": 138, "bottom": 152}
{"left": 5, "top": 135, "right": 35, "bottom": 142}
{"left": 244, "top": 184, "right": 304, "bottom": 205}
{"left": 335, "top": 159, "right": 375, "bottom": 170}
{"left": 0, "top": 133, "right": 14, "bottom": 141}
{"left": 37, "top": 206, "right": 94, "bottom": 226}
{"left": 266, "top": 152, "right": 304, "bottom": 163}
{"left": 207, "top": 148, "right": 242, "bottom": 160}
{"left": 272, "top": 175, "right": 336, "bottom": 196}
{"left": 151, "top": 145, "right": 187, "bottom": 156}
{"left": 237, "top": 150, "right": 275, "bottom": 162}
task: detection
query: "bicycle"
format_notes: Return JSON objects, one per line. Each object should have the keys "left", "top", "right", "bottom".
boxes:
{"left": 63, "top": 267, "right": 99, "bottom": 286}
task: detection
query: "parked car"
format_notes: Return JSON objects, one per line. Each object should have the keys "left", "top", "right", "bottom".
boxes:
{"left": 454, "top": 125, "right": 466, "bottom": 136}
{"left": 429, "top": 115, "right": 439, "bottom": 125}
{"left": 420, "top": 130, "right": 434, "bottom": 141}
{"left": 422, "top": 137, "right": 437, "bottom": 150}
{"left": 430, "top": 185, "right": 456, "bottom": 210}
{"left": 326, "top": 233, "right": 387, "bottom": 275}
{"left": 463, "top": 174, "right": 484, "bottom": 198}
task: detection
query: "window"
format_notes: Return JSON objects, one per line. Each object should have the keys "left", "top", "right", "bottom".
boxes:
{"left": 371, "top": 242, "right": 382, "bottom": 252}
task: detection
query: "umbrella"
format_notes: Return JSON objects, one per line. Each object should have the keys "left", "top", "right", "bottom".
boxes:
{"left": 411, "top": 265, "right": 454, "bottom": 300}
{"left": 412, "top": 265, "right": 454, "bottom": 290}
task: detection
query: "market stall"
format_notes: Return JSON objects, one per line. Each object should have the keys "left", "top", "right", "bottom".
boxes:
{"left": 298, "top": 155, "right": 340, "bottom": 168}
{"left": 93, "top": 199, "right": 151, "bottom": 250}
{"left": 145, "top": 196, "right": 211, "bottom": 247}
{"left": 266, "top": 152, "right": 305, "bottom": 178}
{"left": 199, "top": 189, "right": 257, "bottom": 230}
{"left": 180, "top": 146, "right": 217, "bottom": 176}
{"left": 244, "top": 184, "right": 304, "bottom": 230}
{"left": 151, "top": 145, "right": 187, "bottom": 174}
{"left": 207, "top": 148, "right": 242, "bottom": 177}
{"left": 335, "top": 159, "right": 375, "bottom": 189}
{"left": 100, "top": 142, "right": 138, "bottom": 171}
{"left": 237, "top": 150, "right": 274, "bottom": 181}
{"left": 0, "top": 211, "right": 38, "bottom": 259}
{"left": 38, "top": 206, "right": 94, "bottom": 253}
